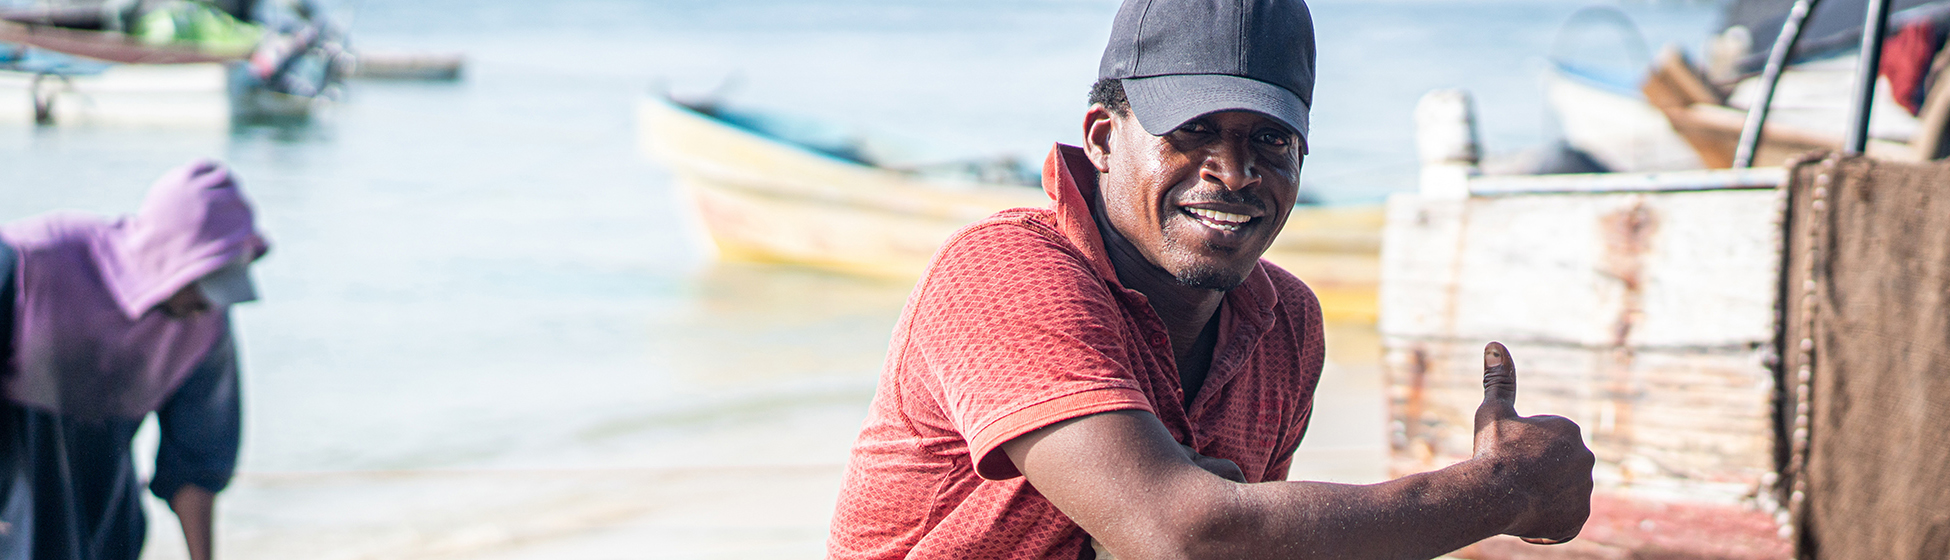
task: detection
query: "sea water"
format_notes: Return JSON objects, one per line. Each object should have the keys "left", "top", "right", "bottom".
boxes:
{"left": 0, "top": 0, "right": 1724, "bottom": 557}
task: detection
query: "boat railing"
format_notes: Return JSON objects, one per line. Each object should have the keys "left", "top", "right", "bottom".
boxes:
{"left": 1416, "top": 88, "right": 1789, "bottom": 197}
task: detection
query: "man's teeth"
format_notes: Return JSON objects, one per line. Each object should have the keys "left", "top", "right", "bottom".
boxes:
{"left": 1186, "top": 208, "right": 1251, "bottom": 231}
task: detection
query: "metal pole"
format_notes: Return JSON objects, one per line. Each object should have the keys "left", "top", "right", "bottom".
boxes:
{"left": 1844, "top": 0, "right": 1895, "bottom": 154}
{"left": 1734, "top": 0, "right": 1821, "bottom": 168}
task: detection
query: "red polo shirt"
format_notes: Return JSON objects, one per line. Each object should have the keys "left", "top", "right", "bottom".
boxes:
{"left": 828, "top": 144, "right": 1326, "bottom": 560}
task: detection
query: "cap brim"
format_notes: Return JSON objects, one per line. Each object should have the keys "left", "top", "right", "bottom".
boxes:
{"left": 1122, "top": 74, "right": 1310, "bottom": 150}
{"left": 196, "top": 257, "right": 258, "bottom": 308}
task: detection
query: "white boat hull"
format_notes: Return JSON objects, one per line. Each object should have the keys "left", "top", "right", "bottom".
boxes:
{"left": 1545, "top": 65, "right": 1705, "bottom": 172}
{"left": 0, "top": 62, "right": 232, "bottom": 127}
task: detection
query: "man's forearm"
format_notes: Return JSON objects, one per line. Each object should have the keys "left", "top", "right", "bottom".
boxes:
{"left": 1208, "top": 460, "right": 1520, "bottom": 559}
{"left": 170, "top": 485, "right": 216, "bottom": 560}
{"left": 1101, "top": 447, "right": 1520, "bottom": 559}
{"left": 1015, "top": 411, "right": 1517, "bottom": 560}
{"left": 1013, "top": 344, "right": 1593, "bottom": 559}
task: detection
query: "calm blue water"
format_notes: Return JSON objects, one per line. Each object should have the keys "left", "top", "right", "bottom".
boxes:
{"left": 1, "top": 0, "right": 1726, "bottom": 553}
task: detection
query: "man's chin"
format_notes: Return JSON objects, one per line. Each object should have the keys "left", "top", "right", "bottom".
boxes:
{"left": 1172, "top": 262, "right": 1254, "bottom": 292}
{"left": 1154, "top": 231, "right": 1266, "bottom": 291}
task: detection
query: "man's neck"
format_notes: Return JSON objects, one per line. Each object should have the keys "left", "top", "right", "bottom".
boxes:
{"left": 1089, "top": 202, "right": 1226, "bottom": 371}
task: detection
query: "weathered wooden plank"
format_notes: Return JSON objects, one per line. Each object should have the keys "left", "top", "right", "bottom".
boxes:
{"left": 1381, "top": 189, "right": 1781, "bottom": 349}
{"left": 1379, "top": 188, "right": 1784, "bottom": 506}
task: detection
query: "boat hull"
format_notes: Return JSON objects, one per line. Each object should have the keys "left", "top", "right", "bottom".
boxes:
{"left": 1382, "top": 170, "right": 1793, "bottom": 557}
{"left": 638, "top": 97, "right": 1384, "bottom": 322}
{"left": 0, "top": 20, "right": 333, "bottom": 126}
{"left": 1545, "top": 64, "right": 1706, "bottom": 173}
{"left": 639, "top": 97, "right": 1048, "bottom": 279}
{"left": 0, "top": 62, "right": 230, "bottom": 127}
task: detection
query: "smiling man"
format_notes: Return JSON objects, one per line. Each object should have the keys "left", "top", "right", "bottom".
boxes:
{"left": 827, "top": 1, "right": 1593, "bottom": 558}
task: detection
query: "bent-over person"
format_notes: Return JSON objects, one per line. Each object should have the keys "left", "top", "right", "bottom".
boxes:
{"left": 0, "top": 160, "right": 267, "bottom": 560}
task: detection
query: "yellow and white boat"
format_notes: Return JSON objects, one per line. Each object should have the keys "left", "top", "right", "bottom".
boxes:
{"left": 637, "top": 96, "right": 1381, "bottom": 323}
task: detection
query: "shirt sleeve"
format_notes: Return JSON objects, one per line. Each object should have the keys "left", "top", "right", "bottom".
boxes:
{"left": 1262, "top": 272, "right": 1327, "bottom": 482}
{"left": 149, "top": 325, "right": 242, "bottom": 499}
{"left": 1262, "top": 404, "right": 1312, "bottom": 482}
{"left": 909, "top": 222, "right": 1155, "bottom": 480}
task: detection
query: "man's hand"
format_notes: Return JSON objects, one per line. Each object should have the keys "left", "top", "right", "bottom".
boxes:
{"left": 1471, "top": 342, "right": 1595, "bottom": 545}
{"left": 170, "top": 485, "right": 216, "bottom": 560}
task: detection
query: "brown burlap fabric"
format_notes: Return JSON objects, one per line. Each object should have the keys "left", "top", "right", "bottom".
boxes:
{"left": 1782, "top": 153, "right": 1950, "bottom": 560}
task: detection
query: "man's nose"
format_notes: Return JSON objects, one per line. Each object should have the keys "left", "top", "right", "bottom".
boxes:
{"left": 1200, "top": 134, "right": 1260, "bottom": 191}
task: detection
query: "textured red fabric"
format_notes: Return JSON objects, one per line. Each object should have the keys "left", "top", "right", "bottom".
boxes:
{"left": 1879, "top": 20, "right": 1939, "bottom": 115}
{"left": 827, "top": 144, "right": 1327, "bottom": 560}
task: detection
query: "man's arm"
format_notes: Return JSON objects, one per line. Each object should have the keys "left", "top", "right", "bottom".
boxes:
{"left": 152, "top": 330, "right": 242, "bottom": 560}
{"left": 1002, "top": 342, "right": 1593, "bottom": 560}
{"left": 169, "top": 485, "right": 215, "bottom": 560}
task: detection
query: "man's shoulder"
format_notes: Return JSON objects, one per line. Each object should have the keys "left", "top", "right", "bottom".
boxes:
{"left": 928, "top": 206, "right": 1087, "bottom": 274}
{"left": 911, "top": 205, "right": 1118, "bottom": 318}
{"left": 943, "top": 206, "right": 1063, "bottom": 247}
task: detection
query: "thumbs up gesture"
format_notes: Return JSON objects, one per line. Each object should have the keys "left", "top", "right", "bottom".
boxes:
{"left": 1471, "top": 342, "right": 1595, "bottom": 545}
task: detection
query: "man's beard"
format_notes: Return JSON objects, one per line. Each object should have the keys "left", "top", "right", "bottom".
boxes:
{"left": 1166, "top": 239, "right": 1252, "bottom": 291}
{"left": 1174, "top": 265, "right": 1249, "bottom": 291}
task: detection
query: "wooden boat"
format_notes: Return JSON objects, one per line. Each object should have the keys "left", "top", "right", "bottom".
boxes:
{"left": 1398, "top": 90, "right": 1798, "bottom": 556}
{"left": 1544, "top": 61, "right": 1709, "bottom": 173}
{"left": 349, "top": 51, "right": 464, "bottom": 81}
{"left": 1546, "top": 0, "right": 1950, "bottom": 172}
{"left": 636, "top": 96, "right": 1383, "bottom": 323}
{"left": 1402, "top": 4, "right": 1950, "bottom": 550}
{"left": 0, "top": 19, "right": 230, "bottom": 126}
{"left": 1547, "top": 53, "right": 1930, "bottom": 172}
{"left": 1640, "top": 48, "right": 1928, "bottom": 167}
{"left": 0, "top": 3, "right": 344, "bottom": 127}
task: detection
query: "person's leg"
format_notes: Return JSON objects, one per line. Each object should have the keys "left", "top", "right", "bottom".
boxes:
{"left": 89, "top": 446, "right": 145, "bottom": 560}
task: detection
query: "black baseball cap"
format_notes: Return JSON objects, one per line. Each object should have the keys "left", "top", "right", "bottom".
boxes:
{"left": 1098, "top": 0, "right": 1317, "bottom": 148}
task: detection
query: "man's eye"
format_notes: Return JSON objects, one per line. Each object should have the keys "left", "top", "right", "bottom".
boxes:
{"left": 1256, "top": 131, "right": 1290, "bottom": 146}
{"left": 1177, "top": 122, "right": 1214, "bottom": 134}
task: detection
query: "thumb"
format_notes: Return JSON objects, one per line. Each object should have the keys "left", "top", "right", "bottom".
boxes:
{"left": 1478, "top": 341, "right": 1518, "bottom": 421}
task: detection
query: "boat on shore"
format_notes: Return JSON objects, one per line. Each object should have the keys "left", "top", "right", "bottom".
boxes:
{"left": 637, "top": 95, "right": 1384, "bottom": 323}
{"left": 1399, "top": 89, "right": 1795, "bottom": 559}
{"left": 1386, "top": 1, "right": 1950, "bottom": 557}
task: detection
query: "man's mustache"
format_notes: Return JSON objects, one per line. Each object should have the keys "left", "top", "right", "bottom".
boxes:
{"left": 1175, "top": 189, "right": 1270, "bottom": 214}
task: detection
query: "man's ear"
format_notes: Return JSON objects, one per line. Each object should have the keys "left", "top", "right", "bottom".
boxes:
{"left": 1083, "top": 105, "right": 1116, "bottom": 174}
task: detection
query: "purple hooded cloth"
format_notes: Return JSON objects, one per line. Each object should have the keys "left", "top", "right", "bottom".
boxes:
{"left": 2, "top": 159, "right": 268, "bottom": 420}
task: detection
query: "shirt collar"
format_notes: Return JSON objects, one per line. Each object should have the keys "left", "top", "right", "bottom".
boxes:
{"left": 1041, "top": 143, "right": 1121, "bottom": 284}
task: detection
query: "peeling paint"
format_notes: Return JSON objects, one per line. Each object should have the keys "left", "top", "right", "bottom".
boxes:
{"left": 1597, "top": 198, "right": 1658, "bottom": 467}
{"left": 1404, "top": 346, "right": 1430, "bottom": 462}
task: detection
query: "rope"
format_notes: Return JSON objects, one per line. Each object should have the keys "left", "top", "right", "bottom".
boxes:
{"left": 1775, "top": 151, "right": 1838, "bottom": 554}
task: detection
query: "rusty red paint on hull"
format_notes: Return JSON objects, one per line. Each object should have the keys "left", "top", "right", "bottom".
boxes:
{"left": 1456, "top": 492, "right": 1790, "bottom": 560}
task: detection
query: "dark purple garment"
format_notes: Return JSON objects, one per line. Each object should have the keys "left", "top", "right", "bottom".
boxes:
{"left": 0, "top": 160, "right": 252, "bottom": 560}
{"left": 1, "top": 159, "right": 267, "bottom": 420}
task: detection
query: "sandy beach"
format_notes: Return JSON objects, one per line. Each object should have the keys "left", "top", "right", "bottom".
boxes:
{"left": 140, "top": 323, "right": 1386, "bottom": 559}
